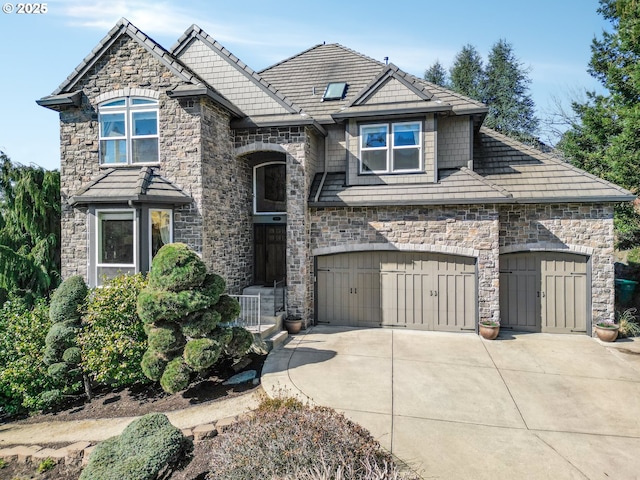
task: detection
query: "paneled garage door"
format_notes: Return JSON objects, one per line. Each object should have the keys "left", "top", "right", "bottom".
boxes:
{"left": 316, "top": 251, "right": 476, "bottom": 331}
{"left": 499, "top": 252, "right": 589, "bottom": 334}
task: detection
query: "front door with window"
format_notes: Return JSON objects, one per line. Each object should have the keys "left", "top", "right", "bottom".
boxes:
{"left": 254, "top": 224, "right": 286, "bottom": 284}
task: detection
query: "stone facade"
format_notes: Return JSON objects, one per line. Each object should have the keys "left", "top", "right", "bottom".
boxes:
{"left": 499, "top": 203, "right": 616, "bottom": 325}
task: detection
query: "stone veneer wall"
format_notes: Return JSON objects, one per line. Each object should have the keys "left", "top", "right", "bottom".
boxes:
{"left": 499, "top": 203, "right": 616, "bottom": 328}
{"left": 309, "top": 206, "right": 501, "bottom": 324}
{"left": 234, "top": 126, "right": 315, "bottom": 323}
{"left": 200, "top": 97, "right": 252, "bottom": 294}
{"left": 58, "top": 35, "right": 204, "bottom": 283}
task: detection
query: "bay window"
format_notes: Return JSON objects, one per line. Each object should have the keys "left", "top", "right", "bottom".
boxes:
{"left": 96, "top": 209, "right": 136, "bottom": 283}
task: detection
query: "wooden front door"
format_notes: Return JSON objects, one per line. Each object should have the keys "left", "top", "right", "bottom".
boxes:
{"left": 254, "top": 224, "right": 286, "bottom": 284}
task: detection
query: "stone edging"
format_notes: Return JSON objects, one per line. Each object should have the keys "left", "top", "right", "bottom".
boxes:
{"left": 0, "top": 411, "right": 254, "bottom": 468}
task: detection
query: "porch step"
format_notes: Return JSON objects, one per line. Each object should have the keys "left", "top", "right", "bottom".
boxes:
{"left": 242, "top": 285, "right": 286, "bottom": 318}
{"left": 244, "top": 313, "right": 287, "bottom": 353}
{"left": 265, "top": 330, "right": 288, "bottom": 351}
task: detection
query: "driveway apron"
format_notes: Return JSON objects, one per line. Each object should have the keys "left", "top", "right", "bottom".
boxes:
{"left": 262, "top": 326, "right": 640, "bottom": 479}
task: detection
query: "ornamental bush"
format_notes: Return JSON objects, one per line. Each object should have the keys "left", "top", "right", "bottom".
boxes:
{"left": 147, "top": 242, "right": 207, "bottom": 292}
{"left": 138, "top": 243, "right": 254, "bottom": 394}
{"left": 0, "top": 298, "right": 56, "bottom": 415}
{"left": 79, "top": 413, "right": 193, "bottom": 480}
{"left": 79, "top": 273, "right": 149, "bottom": 388}
{"left": 49, "top": 275, "right": 87, "bottom": 324}
{"left": 160, "top": 357, "right": 192, "bottom": 394}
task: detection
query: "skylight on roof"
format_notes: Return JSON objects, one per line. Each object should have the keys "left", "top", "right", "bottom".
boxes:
{"left": 322, "top": 82, "right": 347, "bottom": 101}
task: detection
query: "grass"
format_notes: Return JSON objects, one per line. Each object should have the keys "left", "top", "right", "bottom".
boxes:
{"left": 37, "top": 457, "right": 56, "bottom": 473}
{"left": 617, "top": 308, "right": 640, "bottom": 338}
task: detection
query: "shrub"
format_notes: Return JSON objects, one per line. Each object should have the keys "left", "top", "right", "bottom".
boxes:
{"left": 0, "top": 298, "right": 55, "bottom": 415}
{"left": 617, "top": 308, "right": 640, "bottom": 338}
{"left": 224, "top": 327, "right": 254, "bottom": 360}
{"left": 137, "top": 289, "right": 214, "bottom": 324}
{"left": 49, "top": 275, "right": 88, "bottom": 324}
{"left": 140, "top": 350, "right": 168, "bottom": 382}
{"left": 44, "top": 322, "right": 77, "bottom": 360}
{"left": 79, "top": 413, "right": 193, "bottom": 480}
{"left": 160, "top": 357, "right": 192, "bottom": 394}
{"left": 181, "top": 310, "right": 221, "bottom": 338}
{"left": 199, "top": 273, "right": 226, "bottom": 304}
{"left": 37, "top": 457, "right": 56, "bottom": 473}
{"left": 62, "top": 347, "right": 82, "bottom": 364}
{"left": 205, "top": 398, "right": 414, "bottom": 480}
{"left": 79, "top": 274, "right": 149, "bottom": 387}
{"left": 147, "top": 243, "right": 207, "bottom": 292}
{"left": 213, "top": 294, "right": 241, "bottom": 323}
{"left": 208, "top": 326, "right": 233, "bottom": 347}
{"left": 183, "top": 338, "right": 222, "bottom": 371}
{"left": 147, "top": 322, "right": 185, "bottom": 355}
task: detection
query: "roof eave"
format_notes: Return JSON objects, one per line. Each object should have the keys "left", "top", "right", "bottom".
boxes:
{"left": 69, "top": 194, "right": 192, "bottom": 207}
{"left": 332, "top": 104, "right": 453, "bottom": 120}
{"left": 231, "top": 116, "right": 327, "bottom": 136}
{"left": 167, "top": 86, "right": 245, "bottom": 118}
{"left": 36, "top": 91, "right": 83, "bottom": 111}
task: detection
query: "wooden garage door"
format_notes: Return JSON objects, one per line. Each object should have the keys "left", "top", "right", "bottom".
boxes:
{"left": 317, "top": 251, "right": 476, "bottom": 331}
{"left": 500, "top": 252, "right": 588, "bottom": 334}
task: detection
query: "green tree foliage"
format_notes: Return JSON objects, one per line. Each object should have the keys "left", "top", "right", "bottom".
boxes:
{"left": 0, "top": 152, "right": 60, "bottom": 303}
{"left": 0, "top": 298, "right": 56, "bottom": 415}
{"left": 449, "top": 44, "right": 485, "bottom": 100}
{"left": 557, "top": 0, "right": 640, "bottom": 247}
{"left": 79, "top": 273, "right": 150, "bottom": 387}
{"left": 483, "top": 39, "right": 539, "bottom": 139}
{"left": 423, "top": 60, "right": 449, "bottom": 86}
{"left": 137, "top": 243, "right": 253, "bottom": 394}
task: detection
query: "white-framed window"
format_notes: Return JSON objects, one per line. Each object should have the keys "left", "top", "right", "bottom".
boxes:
{"left": 99, "top": 97, "right": 159, "bottom": 165}
{"left": 253, "top": 162, "right": 286, "bottom": 215}
{"left": 359, "top": 121, "right": 422, "bottom": 174}
{"left": 96, "top": 209, "right": 137, "bottom": 285}
{"left": 150, "top": 208, "right": 172, "bottom": 264}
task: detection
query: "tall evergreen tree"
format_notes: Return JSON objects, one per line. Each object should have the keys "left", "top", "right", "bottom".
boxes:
{"left": 0, "top": 152, "right": 61, "bottom": 302}
{"left": 483, "top": 39, "right": 539, "bottom": 139}
{"left": 424, "top": 60, "right": 448, "bottom": 87}
{"left": 558, "top": 0, "right": 640, "bottom": 247}
{"left": 449, "top": 44, "right": 485, "bottom": 100}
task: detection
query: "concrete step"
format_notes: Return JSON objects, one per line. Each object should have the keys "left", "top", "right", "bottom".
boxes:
{"left": 265, "top": 330, "right": 288, "bottom": 351}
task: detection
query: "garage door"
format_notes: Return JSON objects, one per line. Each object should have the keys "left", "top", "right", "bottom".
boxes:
{"left": 499, "top": 252, "right": 588, "bottom": 334}
{"left": 316, "top": 251, "right": 476, "bottom": 331}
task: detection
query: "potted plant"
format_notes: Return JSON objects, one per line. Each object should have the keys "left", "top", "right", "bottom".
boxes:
{"left": 284, "top": 317, "right": 303, "bottom": 334}
{"left": 479, "top": 319, "right": 500, "bottom": 340}
{"left": 595, "top": 319, "right": 619, "bottom": 342}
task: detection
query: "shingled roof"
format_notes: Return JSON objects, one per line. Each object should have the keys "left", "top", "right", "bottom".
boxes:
{"left": 310, "top": 127, "right": 634, "bottom": 207}
{"left": 69, "top": 167, "right": 192, "bottom": 206}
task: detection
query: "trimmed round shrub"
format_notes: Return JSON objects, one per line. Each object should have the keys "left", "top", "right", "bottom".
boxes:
{"left": 140, "top": 349, "right": 168, "bottom": 382}
{"left": 42, "top": 345, "right": 60, "bottom": 366}
{"left": 224, "top": 327, "right": 254, "bottom": 359}
{"left": 198, "top": 273, "right": 226, "bottom": 304}
{"left": 183, "top": 338, "right": 222, "bottom": 371}
{"left": 213, "top": 294, "right": 241, "bottom": 323}
{"left": 147, "top": 243, "right": 207, "bottom": 292}
{"left": 137, "top": 289, "right": 215, "bottom": 324}
{"left": 160, "top": 358, "right": 192, "bottom": 394}
{"left": 49, "top": 275, "right": 88, "bottom": 324}
{"left": 62, "top": 346, "right": 82, "bottom": 364}
{"left": 47, "top": 362, "right": 70, "bottom": 382}
{"left": 79, "top": 413, "right": 193, "bottom": 480}
{"left": 181, "top": 310, "right": 221, "bottom": 338}
{"left": 44, "top": 322, "right": 77, "bottom": 354}
{"left": 147, "top": 322, "right": 184, "bottom": 355}
{"left": 209, "top": 326, "right": 233, "bottom": 347}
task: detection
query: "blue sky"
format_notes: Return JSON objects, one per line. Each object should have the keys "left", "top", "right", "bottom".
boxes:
{"left": 0, "top": 0, "right": 609, "bottom": 171}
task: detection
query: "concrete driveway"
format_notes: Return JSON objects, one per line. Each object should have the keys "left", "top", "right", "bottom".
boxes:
{"left": 262, "top": 326, "right": 640, "bottom": 479}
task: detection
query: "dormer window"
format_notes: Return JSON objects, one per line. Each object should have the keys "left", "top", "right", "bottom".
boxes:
{"left": 322, "top": 82, "right": 347, "bottom": 101}
{"left": 360, "top": 121, "right": 422, "bottom": 174}
{"left": 99, "top": 97, "right": 159, "bottom": 164}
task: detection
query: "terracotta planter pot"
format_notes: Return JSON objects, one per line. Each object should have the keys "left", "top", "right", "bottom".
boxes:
{"left": 284, "top": 319, "right": 302, "bottom": 334}
{"left": 595, "top": 325, "right": 619, "bottom": 342}
{"left": 479, "top": 323, "right": 500, "bottom": 340}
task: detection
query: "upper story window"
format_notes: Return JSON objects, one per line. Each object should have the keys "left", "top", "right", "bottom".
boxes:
{"left": 99, "top": 97, "right": 159, "bottom": 165}
{"left": 360, "top": 121, "right": 422, "bottom": 174}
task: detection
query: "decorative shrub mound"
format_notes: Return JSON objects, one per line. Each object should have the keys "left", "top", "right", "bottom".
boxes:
{"left": 137, "top": 243, "right": 253, "bottom": 394}
{"left": 79, "top": 413, "right": 193, "bottom": 480}
{"left": 79, "top": 273, "right": 149, "bottom": 388}
{"left": 42, "top": 276, "right": 88, "bottom": 402}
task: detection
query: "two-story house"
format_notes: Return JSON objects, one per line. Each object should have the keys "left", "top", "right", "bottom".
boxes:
{"left": 38, "top": 19, "right": 633, "bottom": 336}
